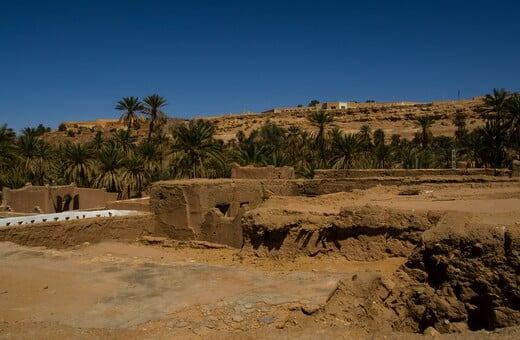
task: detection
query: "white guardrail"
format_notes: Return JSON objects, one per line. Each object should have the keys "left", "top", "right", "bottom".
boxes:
{"left": 0, "top": 210, "right": 141, "bottom": 228}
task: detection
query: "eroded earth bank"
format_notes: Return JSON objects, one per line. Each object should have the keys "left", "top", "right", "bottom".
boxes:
{"left": 1, "top": 181, "right": 520, "bottom": 339}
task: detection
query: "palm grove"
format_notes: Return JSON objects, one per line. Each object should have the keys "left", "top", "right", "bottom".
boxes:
{"left": 0, "top": 89, "right": 518, "bottom": 198}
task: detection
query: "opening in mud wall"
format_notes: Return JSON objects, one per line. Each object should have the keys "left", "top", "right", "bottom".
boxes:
{"left": 250, "top": 229, "right": 290, "bottom": 251}
{"left": 215, "top": 203, "right": 231, "bottom": 217}
{"left": 55, "top": 194, "right": 79, "bottom": 212}
{"left": 73, "top": 194, "right": 79, "bottom": 210}
{"left": 466, "top": 296, "right": 495, "bottom": 331}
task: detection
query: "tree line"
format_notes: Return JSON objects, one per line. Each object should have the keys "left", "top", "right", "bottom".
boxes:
{"left": 0, "top": 89, "right": 518, "bottom": 198}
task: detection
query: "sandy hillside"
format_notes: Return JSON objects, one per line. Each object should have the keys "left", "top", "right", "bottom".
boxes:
{"left": 41, "top": 98, "right": 484, "bottom": 145}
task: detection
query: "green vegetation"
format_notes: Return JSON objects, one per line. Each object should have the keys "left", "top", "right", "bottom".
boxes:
{"left": 115, "top": 96, "right": 143, "bottom": 133}
{"left": 308, "top": 99, "right": 320, "bottom": 107}
{"left": 142, "top": 94, "right": 167, "bottom": 141}
{"left": 0, "top": 88, "right": 518, "bottom": 197}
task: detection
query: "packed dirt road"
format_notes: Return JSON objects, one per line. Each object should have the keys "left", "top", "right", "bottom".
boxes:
{"left": 0, "top": 241, "right": 404, "bottom": 338}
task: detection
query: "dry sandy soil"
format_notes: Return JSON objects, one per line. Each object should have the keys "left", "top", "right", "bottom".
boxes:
{"left": 1, "top": 181, "right": 519, "bottom": 339}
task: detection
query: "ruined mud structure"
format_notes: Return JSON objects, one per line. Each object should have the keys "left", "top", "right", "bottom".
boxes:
{"left": 148, "top": 165, "right": 520, "bottom": 334}
{"left": 1, "top": 164, "right": 519, "bottom": 337}
{"left": 1, "top": 183, "right": 118, "bottom": 213}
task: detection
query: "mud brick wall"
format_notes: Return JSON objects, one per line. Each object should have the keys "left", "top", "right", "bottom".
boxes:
{"left": 150, "top": 179, "right": 299, "bottom": 246}
{"left": 230, "top": 163, "right": 295, "bottom": 179}
{"left": 313, "top": 168, "right": 510, "bottom": 179}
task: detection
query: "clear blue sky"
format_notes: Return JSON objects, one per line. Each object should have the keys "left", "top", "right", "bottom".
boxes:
{"left": 1, "top": 0, "right": 519, "bottom": 133}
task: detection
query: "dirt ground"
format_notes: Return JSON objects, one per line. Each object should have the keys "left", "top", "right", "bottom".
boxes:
{"left": 1, "top": 181, "right": 519, "bottom": 339}
{"left": 258, "top": 182, "right": 520, "bottom": 226}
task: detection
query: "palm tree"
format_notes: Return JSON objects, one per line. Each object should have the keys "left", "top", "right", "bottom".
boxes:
{"left": 480, "top": 119, "right": 510, "bottom": 168}
{"left": 0, "top": 125, "right": 20, "bottom": 187}
{"left": 479, "top": 89, "right": 514, "bottom": 167}
{"left": 136, "top": 140, "right": 163, "bottom": 180}
{"left": 93, "top": 142, "right": 124, "bottom": 194}
{"left": 0, "top": 125, "right": 18, "bottom": 161}
{"left": 142, "top": 94, "right": 167, "bottom": 141}
{"left": 399, "top": 142, "right": 419, "bottom": 169}
{"left": 358, "top": 125, "right": 373, "bottom": 154}
{"left": 373, "top": 129, "right": 385, "bottom": 147}
{"left": 116, "top": 96, "right": 143, "bottom": 132}
{"left": 430, "top": 135, "right": 455, "bottom": 168}
{"left": 32, "top": 140, "right": 54, "bottom": 185}
{"left": 506, "top": 93, "right": 520, "bottom": 159}
{"left": 330, "top": 130, "right": 361, "bottom": 169}
{"left": 171, "top": 119, "right": 224, "bottom": 178}
{"left": 258, "top": 122, "right": 286, "bottom": 157}
{"left": 19, "top": 124, "right": 50, "bottom": 139}
{"left": 286, "top": 125, "right": 302, "bottom": 164}
{"left": 453, "top": 112, "right": 468, "bottom": 147}
{"left": 235, "top": 142, "right": 266, "bottom": 166}
{"left": 482, "top": 88, "right": 509, "bottom": 119}
{"left": 390, "top": 134, "right": 401, "bottom": 147}
{"left": 122, "top": 154, "right": 148, "bottom": 198}
{"left": 416, "top": 115, "right": 435, "bottom": 149}
{"left": 112, "top": 129, "right": 137, "bottom": 156}
{"left": 308, "top": 111, "right": 334, "bottom": 166}
{"left": 374, "top": 144, "right": 390, "bottom": 168}
{"left": 236, "top": 130, "right": 246, "bottom": 144}
{"left": 466, "top": 128, "right": 486, "bottom": 168}
{"left": 59, "top": 142, "right": 95, "bottom": 187}
{"left": 266, "top": 151, "right": 290, "bottom": 167}
{"left": 150, "top": 130, "right": 172, "bottom": 177}
{"left": 17, "top": 132, "right": 44, "bottom": 183}
{"left": 89, "top": 130, "right": 105, "bottom": 150}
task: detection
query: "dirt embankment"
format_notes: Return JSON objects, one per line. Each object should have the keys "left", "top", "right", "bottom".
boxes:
{"left": 391, "top": 222, "right": 520, "bottom": 332}
{"left": 0, "top": 214, "right": 157, "bottom": 248}
{"left": 306, "top": 218, "right": 520, "bottom": 334}
{"left": 241, "top": 204, "right": 441, "bottom": 260}
{"left": 238, "top": 183, "right": 520, "bottom": 334}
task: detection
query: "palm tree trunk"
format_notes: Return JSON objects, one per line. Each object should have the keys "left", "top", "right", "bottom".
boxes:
{"left": 148, "top": 120, "right": 154, "bottom": 141}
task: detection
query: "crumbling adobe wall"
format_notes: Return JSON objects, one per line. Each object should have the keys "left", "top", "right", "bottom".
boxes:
{"left": 149, "top": 176, "right": 516, "bottom": 247}
{"left": 199, "top": 208, "right": 244, "bottom": 248}
{"left": 150, "top": 179, "right": 299, "bottom": 246}
{"left": 2, "top": 184, "right": 119, "bottom": 213}
{"left": 313, "top": 168, "right": 511, "bottom": 179}
{"left": 106, "top": 197, "right": 151, "bottom": 212}
{"left": 74, "top": 187, "right": 119, "bottom": 210}
{"left": 230, "top": 163, "right": 295, "bottom": 179}
{"left": 0, "top": 214, "right": 158, "bottom": 249}
{"left": 299, "top": 176, "right": 517, "bottom": 196}
{"left": 241, "top": 204, "right": 441, "bottom": 260}
{"left": 2, "top": 185, "right": 50, "bottom": 213}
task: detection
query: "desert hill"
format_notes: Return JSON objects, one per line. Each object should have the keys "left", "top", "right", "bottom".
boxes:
{"left": 42, "top": 98, "right": 484, "bottom": 145}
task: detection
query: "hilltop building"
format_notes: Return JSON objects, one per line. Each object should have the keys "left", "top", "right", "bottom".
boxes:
{"left": 264, "top": 101, "right": 349, "bottom": 114}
